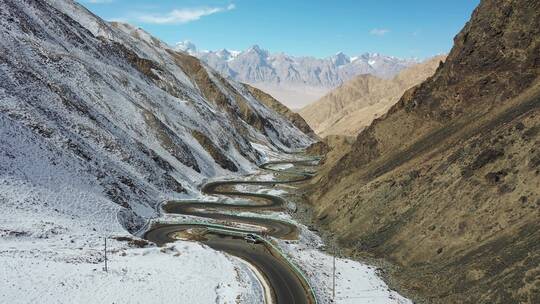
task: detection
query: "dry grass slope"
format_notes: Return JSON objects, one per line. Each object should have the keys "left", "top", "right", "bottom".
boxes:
{"left": 305, "top": 0, "right": 540, "bottom": 303}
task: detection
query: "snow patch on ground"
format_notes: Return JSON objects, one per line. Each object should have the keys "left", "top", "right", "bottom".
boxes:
{"left": 278, "top": 227, "right": 412, "bottom": 304}
{"left": 0, "top": 242, "right": 261, "bottom": 304}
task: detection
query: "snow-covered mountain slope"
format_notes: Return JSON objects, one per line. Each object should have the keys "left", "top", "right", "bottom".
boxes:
{"left": 0, "top": 0, "right": 313, "bottom": 302}
{"left": 176, "top": 41, "right": 418, "bottom": 108}
{"left": 1, "top": 0, "right": 313, "bottom": 231}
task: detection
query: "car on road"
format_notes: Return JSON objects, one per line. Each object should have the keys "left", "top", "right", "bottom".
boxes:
{"left": 244, "top": 233, "right": 261, "bottom": 244}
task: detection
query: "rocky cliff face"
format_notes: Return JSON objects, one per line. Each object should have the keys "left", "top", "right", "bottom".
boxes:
{"left": 0, "top": 0, "right": 313, "bottom": 232}
{"left": 306, "top": 0, "right": 540, "bottom": 303}
{"left": 300, "top": 55, "right": 445, "bottom": 136}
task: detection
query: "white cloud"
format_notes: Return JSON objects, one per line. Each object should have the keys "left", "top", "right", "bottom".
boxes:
{"left": 370, "top": 28, "right": 390, "bottom": 36}
{"left": 137, "top": 4, "right": 236, "bottom": 24}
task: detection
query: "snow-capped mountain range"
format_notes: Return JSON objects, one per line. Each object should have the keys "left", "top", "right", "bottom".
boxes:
{"left": 176, "top": 41, "right": 419, "bottom": 108}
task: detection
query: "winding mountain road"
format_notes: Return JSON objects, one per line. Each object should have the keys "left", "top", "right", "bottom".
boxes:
{"left": 144, "top": 159, "right": 318, "bottom": 304}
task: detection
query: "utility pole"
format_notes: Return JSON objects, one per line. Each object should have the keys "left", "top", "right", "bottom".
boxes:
{"left": 104, "top": 237, "right": 108, "bottom": 272}
{"left": 332, "top": 242, "right": 336, "bottom": 301}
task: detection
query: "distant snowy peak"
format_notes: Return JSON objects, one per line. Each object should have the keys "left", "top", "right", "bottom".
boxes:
{"left": 215, "top": 49, "right": 237, "bottom": 61}
{"left": 175, "top": 40, "right": 197, "bottom": 54}
{"left": 244, "top": 44, "right": 269, "bottom": 57}
{"left": 331, "top": 52, "right": 351, "bottom": 66}
{"left": 175, "top": 41, "right": 418, "bottom": 85}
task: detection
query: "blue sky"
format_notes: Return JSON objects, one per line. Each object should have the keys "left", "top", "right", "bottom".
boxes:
{"left": 81, "top": 0, "right": 479, "bottom": 59}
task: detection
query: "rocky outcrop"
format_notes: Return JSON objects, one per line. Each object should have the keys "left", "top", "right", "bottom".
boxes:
{"left": 306, "top": 0, "right": 540, "bottom": 303}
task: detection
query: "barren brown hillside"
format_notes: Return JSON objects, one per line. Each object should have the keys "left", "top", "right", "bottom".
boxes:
{"left": 299, "top": 55, "right": 445, "bottom": 137}
{"left": 305, "top": 0, "right": 540, "bottom": 303}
